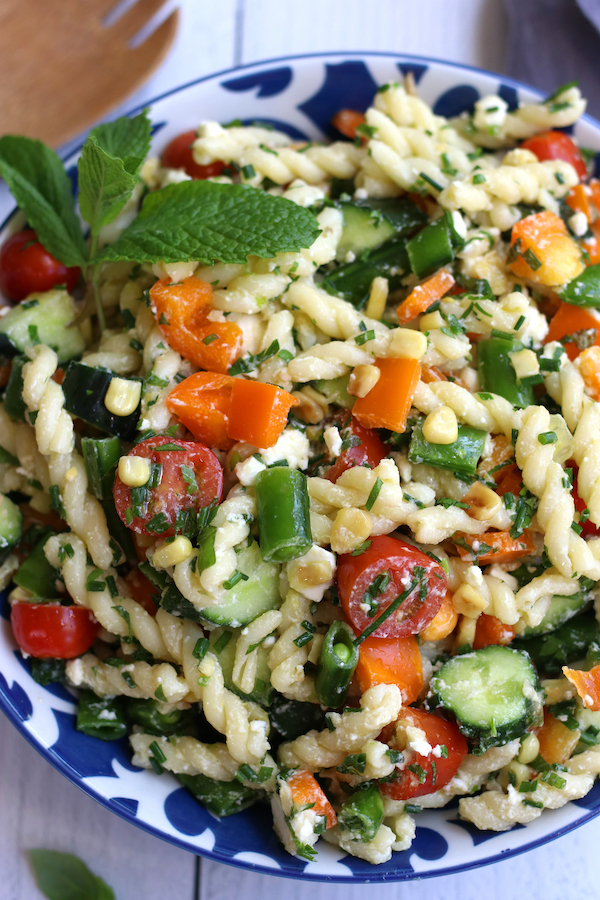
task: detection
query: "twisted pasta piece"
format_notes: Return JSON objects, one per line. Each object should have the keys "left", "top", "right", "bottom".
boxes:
{"left": 542, "top": 345, "right": 587, "bottom": 434}
{"left": 573, "top": 401, "right": 600, "bottom": 526}
{"left": 66, "top": 653, "right": 192, "bottom": 703}
{"left": 81, "top": 330, "right": 141, "bottom": 375}
{"left": 267, "top": 591, "right": 321, "bottom": 702}
{"left": 22, "top": 345, "right": 74, "bottom": 456}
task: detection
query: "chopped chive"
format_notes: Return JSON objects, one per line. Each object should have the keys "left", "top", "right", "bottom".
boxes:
{"left": 365, "top": 477, "right": 383, "bottom": 511}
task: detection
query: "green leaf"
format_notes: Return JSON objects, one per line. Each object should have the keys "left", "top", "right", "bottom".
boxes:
{"left": 560, "top": 263, "right": 600, "bottom": 308}
{"left": 0, "top": 137, "right": 87, "bottom": 267}
{"left": 78, "top": 112, "right": 152, "bottom": 235}
{"left": 29, "top": 849, "right": 115, "bottom": 900}
{"left": 94, "top": 181, "right": 321, "bottom": 265}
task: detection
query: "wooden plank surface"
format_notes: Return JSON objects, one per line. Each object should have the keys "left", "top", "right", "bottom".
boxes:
{"left": 3, "top": 1, "right": 600, "bottom": 898}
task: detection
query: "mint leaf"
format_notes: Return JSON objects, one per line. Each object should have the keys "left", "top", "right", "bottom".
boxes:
{"left": 78, "top": 112, "right": 151, "bottom": 236}
{"left": 94, "top": 181, "right": 321, "bottom": 265}
{"left": 29, "top": 849, "right": 115, "bottom": 900}
{"left": 0, "top": 137, "right": 87, "bottom": 267}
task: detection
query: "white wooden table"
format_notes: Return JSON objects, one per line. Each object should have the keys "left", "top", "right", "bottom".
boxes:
{"left": 2, "top": 1, "right": 600, "bottom": 897}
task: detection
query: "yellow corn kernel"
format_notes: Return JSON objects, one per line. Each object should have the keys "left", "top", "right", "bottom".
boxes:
{"left": 510, "top": 348, "right": 540, "bottom": 380}
{"left": 498, "top": 760, "right": 531, "bottom": 791}
{"left": 104, "top": 377, "right": 142, "bottom": 417}
{"left": 419, "top": 310, "right": 444, "bottom": 332}
{"left": 422, "top": 405, "right": 458, "bottom": 445}
{"left": 389, "top": 327, "right": 428, "bottom": 360}
{"left": 153, "top": 536, "right": 194, "bottom": 568}
{"left": 118, "top": 455, "right": 151, "bottom": 487}
{"left": 453, "top": 584, "right": 489, "bottom": 617}
{"left": 365, "top": 276, "right": 389, "bottom": 320}
{"left": 518, "top": 733, "right": 541, "bottom": 765}
{"left": 347, "top": 364, "right": 380, "bottom": 398}
{"left": 463, "top": 482, "right": 502, "bottom": 521}
{"left": 330, "top": 507, "right": 372, "bottom": 554}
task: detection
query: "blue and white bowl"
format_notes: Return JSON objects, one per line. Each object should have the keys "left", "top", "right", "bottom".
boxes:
{"left": 2, "top": 51, "right": 600, "bottom": 883}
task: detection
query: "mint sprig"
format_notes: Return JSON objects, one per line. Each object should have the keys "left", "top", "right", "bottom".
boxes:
{"left": 29, "top": 849, "right": 116, "bottom": 900}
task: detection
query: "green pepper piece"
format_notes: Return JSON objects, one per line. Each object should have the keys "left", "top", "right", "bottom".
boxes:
{"left": 560, "top": 265, "right": 600, "bottom": 307}
{"left": 125, "top": 698, "right": 197, "bottom": 736}
{"left": 4, "top": 355, "right": 27, "bottom": 422}
{"left": 13, "top": 536, "right": 61, "bottom": 600}
{"left": 338, "top": 784, "right": 384, "bottom": 842}
{"left": 196, "top": 525, "right": 217, "bottom": 571}
{"left": 255, "top": 467, "right": 312, "bottom": 562}
{"left": 312, "top": 375, "right": 355, "bottom": 409}
{"left": 408, "top": 420, "right": 487, "bottom": 478}
{"left": 30, "top": 657, "right": 66, "bottom": 686}
{"left": 81, "top": 436, "right": 122, "bottom": 500}
{"left": 585, "top": 640, "right": 600, "bottom": 669}
{"left": 77, "top": 692, "right": 128, "bottom": 741}
{"left": 178, "top": 772, "right": 259, "bottom": 816}
{"left": 315, "top": 620, "right": 359, "bottom": 708}
{"left": 323, "top": 238, "right": 411, "bottom": 308}
{"left": 269, "top": 692, "right": 328, "bottom": 740}
{"left": 406, "top": 215, "right": 454, "bottom": 279}
{"left": 477, "top": 337, "right": 534, "bottom": 408}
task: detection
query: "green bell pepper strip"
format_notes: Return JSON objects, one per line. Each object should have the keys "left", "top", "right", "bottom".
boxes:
{"left": 76, "top": 692, "right": 128, "bottom": 741}
{"left": 323, "top": 238, "right": 411, "bottom": 309}
{"left": 125, "top": 698, "right": 197, "bottom": 736}
{"left": 255, "top": 467, "right": 312, "bottom": 562}
{"left": 4, "top": 355, "right": 27, "bottom": 422}
{"left": 337, "top": 784, "right": 384, "bottom": 842}
{"left": 560, "top": 264, "right": 600, "bottom": 307}
{"left": 406, "top": 215, "right": 454, "bottom": 279}
{"left": 408, "top": 420, "right": 487, "bottom": 479}
{"left": 81, "top": 435, "right": 136, "bottom": 563}
{"left": 29, "top": 658, "right": 66, "bottom": 686}
{"left": 315, "top": 620, "right": 359, "bottom": 708}
{"left": 177, "top": 773, "right": 259, "bottom": 817}
{"left": 13, "top": 536, "right": 61, "bottom": 600}
{"left": 477, "top": 337, "right": 534, "bottom": 408}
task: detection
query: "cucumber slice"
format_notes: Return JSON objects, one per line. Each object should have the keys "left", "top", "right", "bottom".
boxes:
{"left": 336, "top": 197, "right": 427, "bottom": 261}
{"left": 4, "top": 355, "right": 27, "bottom": 421}
{"left": 0, "top": 290, "right": 85, "bottom": 362}
{"left": 209, "top": 626, "right": 273, "bottom": 706}
{"left": 268, "top": 693, "right": 327, "bottom": 741}
{"left": 519, "top": 593, "right": 589, "bottom": 636}
{"left": 513, "top": 613, "right": 600, "bottom": 675}
{"left": 125, "top": 698, "right": 198, "bottom": 736}
{"left": 312, "top": 375, "right": 354, "bottom": 409}
{"left": 0, "top": 492, "right": 23, "bottom": 549}
{"left": 63, "top": 362, "right": 141, "bottom": 441}
{"left": 198, "top": 541, "right": 280, "bottom": 628}
{"left": 428, "top": 645, "right": 544, "bottom": 750}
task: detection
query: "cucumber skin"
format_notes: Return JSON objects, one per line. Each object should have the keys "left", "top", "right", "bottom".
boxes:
{"left": 0, "top": 492, "right": 23, "bottom": 549}
{"left": 519, "top": 592, "right": 589, "bottom": 637}
{"left": 209, "top": 627, "right": 274, "bottom": 707}
{"left": 0, "top": 290, "right": 85, "bottom": 362}
{"left": 513, "top": 613, "right": 600, "bottom": 675}
{"left": 428, "top": 645, "right": 544, "bottom": 751}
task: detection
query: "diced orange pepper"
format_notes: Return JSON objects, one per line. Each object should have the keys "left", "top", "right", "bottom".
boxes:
{"left": 166, "top": 372, "right": 235, "bottom": 451}
{"left": 477, "top": 434, "right": 515, "bottom": 484}
{"left": 509, "top": 211, "right": 585, "bottom": 287}
{"left": 537, "top": 710, "right": 581, "bottom": 764}
{"left": 496, "top": 468, "right": 523, "bottom": 497}
{"left": 352, "top": 357, "right": 420, "bottom": 433}
{"left": 51, "top": 368, "right": 65, "bottom": 386}
{"left": 226, "top": 380, "right": 299, "bottom": 448}
{"left": 420, "top": 591, "right": 458, "bottom": 641}
{"left": 150, "top": 277, "right": 243, "bottom": 375}
{"left": 563, "top": 664, "right": 600, "bottom": 711}
{"left": 356, "top": 635, "right": 423, "bottom": 702}
{"left": 589, "top": 179, "right": 600, "bottom": 216}
{"left": 576, "top": 346, "right": 600, "bottom": 400}
{"left": 331, "top": 109, "right": 366, "bottom": 141}
{"left": 396, "top": 269, "right": 455, "bottom": 325}
{"left": 544, "top": 301, "right": 600, "bottom": 361}
{"left": 420, "top": 365, "right": 447, "bottom": 384}
{"left": 473, "top": 614, "right": 515, "bottom": 650}
{"left": 566, "top": 184, "right": 592, "bottom": 222}
{"left": 454, "top": 529, "right": 536, "bottom": 565}
{"left": 285, "top": 770, "right": 337, "bottom": 829}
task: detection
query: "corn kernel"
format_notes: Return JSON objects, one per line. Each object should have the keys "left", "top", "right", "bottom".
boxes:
{"left": 422, "top": 405, "right": 458, "bottom": 444}
{"left": 152, "top": 536, "right": 194, "bottom": 568}
{"left": 104, "top": 377, "right": 142, "bottom": 416}
{"left": 463, "top": 482, "right": 502, "bottom": 521}
{"left": 518, "top": 733, "right": 540, "bottom": 765}
{"left": 365, "top": 276, "right": 389, "bottom": 320}
{"left": 347, "top": 364, "right": 380, "bottom": 398}
{"left": 510, "top": 348, "right": 539, "bottom": 380}
{"left": 452, "top": 584, "right": 489, "bottom": 617}
{"left": 118, "top": 455, "right": 151, "bottom": 487}
{"left": 419, "top": 311, "right": 444, "bottom": 332}
{"left": 330, "top": 507, "right": 372, "bottom": 554}
{"left": 389, "top": 328, "right": 428, "bottom": 360}
{"left": 498, "top": 760, "right": 531, "bottom": 790}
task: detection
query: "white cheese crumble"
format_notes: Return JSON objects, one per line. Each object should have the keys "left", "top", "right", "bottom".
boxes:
{"left": 261, "top": 429, "right": 310, "bottom": 469}
{"left": 568, "top": 211, "right": 588, "bottom": 237}
{"left": 287, "top": 544, "right": 336, "bottom": 601}
{"left": 323, "top": 425, "right": 342, "bottom": 457}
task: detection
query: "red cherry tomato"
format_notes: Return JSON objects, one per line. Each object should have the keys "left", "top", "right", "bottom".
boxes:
{"left": 113, "top": 437, "right": 224, "bottom": 536}
{"left": 125, "top": 568, "right": 158, "bottom": 616}
{"left": 571, "top": 464, "right": 599, "bottom": 537}
{"left": 521, "top": 131, "right": 587, "bottom": 180}
{"left": 0, "top": 229, "right": 80, "bottom": 302}
{"left": 11, "top": 603, "right": 99, "bottom": 659}
{"left": 161, "top": 130, "right": 225, "bottom": 180}
{"left": 337, "top": 534, "right": 447, "bottom": 638}
{"left": 325, "top": 413, "right": 386, "bottom": 482}
{"left": 379, "top": 707, "right": 468, "bottom": 800}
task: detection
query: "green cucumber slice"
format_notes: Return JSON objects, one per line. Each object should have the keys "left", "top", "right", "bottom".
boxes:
{"left": 63, "top": 362, "right": 141, "bottom": 441}
{"left": 209, "top": 626, "right": 273, "bottom": 706}
{"left": 0, "top": 492, "right": 23, "bottom": 549}
{"left": 519, "top": 593, "right": 589, "bottom": 637}
{"left": 0, "top": 290, "right": 85, "bottom": 362}
{"left": 198, "top": 541, "right": 280, "bottom": 628}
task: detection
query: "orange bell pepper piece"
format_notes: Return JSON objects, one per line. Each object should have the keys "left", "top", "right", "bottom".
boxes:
{"left": 285, "top": 770, "right": 337, "bottom": 829}
{"left": 420, "top": 591, "right": 458, "bottom": 641}
{"left": 166, "top": 372, "right": 235, "bottom": 451}
{"left": 576, "top": 346, "right": 600, "bottom": 400}
{"left": 420, "top": 365, "right": 447, "bottom": 384}
{"left": 544, "top": 301, "right": 600, "bottom": 361}
{"left": 454, "top": 529, "right": 536, "bottom": 565}
{"left": 477, "top": 434, "right": 516, "bottom": 484}
{"left": 396, "top": 269, "right": 455, "bottom": 325}
{"left": 331, "top": 109, "right": 366, "bottom": 140}
{"left": 496, "top": 468, "right": 523, "bottom": 497}
{"left": 226, "top": 380, "right": 299, "bottom": 448}
{"left": 473, "top": 614, "right": 515, "bottom": 650}
{"left": 125, "top": 568, "right": 157, "bottom": 617}
{"left": 566, "top": 183, "right": 592, "bottom": 222}
{"left": 352, "top": 357, "right": 420, "bottom": 433}
{"left": 150, "top": 276, "right": 243, "bottom": 374}
{"left": 509, "top": 211, "right": 585, "bottom": 287}
{"left": 537, "top": 710, "right": 580, "bottom": 764}
{"left": 563, "top": 664, "right": 600, "bottom": 711}
{"left": 356, "top": 635, "right": 423, "bottom": 703}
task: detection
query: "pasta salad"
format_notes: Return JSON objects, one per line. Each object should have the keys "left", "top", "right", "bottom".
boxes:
{"left": 2, "top": 77, "right": 600, "bottom": 866}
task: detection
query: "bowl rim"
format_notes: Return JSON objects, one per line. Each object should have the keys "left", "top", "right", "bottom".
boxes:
{"left": 2, "top": 48, "right": 600, "bottom": 882}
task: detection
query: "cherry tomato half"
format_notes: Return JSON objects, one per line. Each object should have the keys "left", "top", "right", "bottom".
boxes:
{"left": 336, "top": 534, "right": 447, "bottom": 638}
{"left": 0, "top": 229, "right": 81, "bottom": 302}
{"left": 379, "top": 707, "right": 468, "bottom": 800}
{"left": 521, "top": 131, "right": 587, "bottom": 180}
{"left": 161, "top": 130, "right": 226, "bottom": 180}
{"left": 325, "top": 413, "right": 386, "bottom": 482}
{"left": 113, "top": 437, "right": 224, "bottom": 536}
{"left": 11, "top": 603, "right": 99, "bottom": 659}
{"left": 125, "top": 568, "right": 158, "bottom": 616}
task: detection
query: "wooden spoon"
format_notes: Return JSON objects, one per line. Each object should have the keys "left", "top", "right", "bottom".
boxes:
{"left": 0, "top": 0, "right": 179, "bottom": 147}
